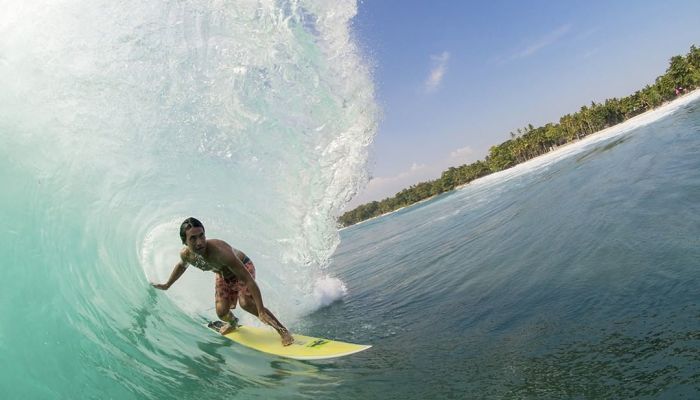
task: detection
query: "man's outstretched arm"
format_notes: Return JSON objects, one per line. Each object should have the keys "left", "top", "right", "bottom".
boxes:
{"left": 152, "top": 260, "right": 187, "bottom": 290}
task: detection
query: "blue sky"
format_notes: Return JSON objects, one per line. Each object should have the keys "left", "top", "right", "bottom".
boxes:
{"left": 346, "top": 0, "right": 700, "bottom": 208}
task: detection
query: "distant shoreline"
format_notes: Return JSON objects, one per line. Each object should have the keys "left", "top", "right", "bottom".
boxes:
{"left": 338, "top": 191, "right": 442, "bottom": 230}
{"left": 453, "top": 88, "right": 700, "bottom": 191}
{"left": 339, "top": 46, "right": 700, "bottom": 228}
{"left": 340, "top": 87, "right": 700, "bottom": 230}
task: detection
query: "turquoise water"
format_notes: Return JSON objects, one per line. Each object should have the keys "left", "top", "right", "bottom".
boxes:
{"left": 1, "top": 1, "right": 377, "bottom": 398}
{"left": 2, "top": 1, "right": 700, "bottom": 399}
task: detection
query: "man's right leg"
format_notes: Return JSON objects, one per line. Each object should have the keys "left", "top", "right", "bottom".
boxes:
{"left": 215, "top": 298, "right": 237, "bottom": 334}
{"left": 214, "top": 273, "right": 238, "bottom": 334}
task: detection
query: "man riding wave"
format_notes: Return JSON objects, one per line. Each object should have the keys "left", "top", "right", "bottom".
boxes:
{"left": 152, "top": 217, "right": 294, "bottom": 346}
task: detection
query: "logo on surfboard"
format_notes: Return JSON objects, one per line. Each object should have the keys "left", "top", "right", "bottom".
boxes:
{"left": 305, "top": 339, "right": 329, "bottom": 348}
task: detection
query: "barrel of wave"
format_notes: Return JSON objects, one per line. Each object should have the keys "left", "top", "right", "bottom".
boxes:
{"left": 141, "top": 218, "right": 349, "bottom": 326}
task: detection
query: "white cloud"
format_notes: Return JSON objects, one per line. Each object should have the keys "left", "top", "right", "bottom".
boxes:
{"left": 510, "top": 24, "right": 572, "bottom": 60}
{"left": 409, "top": 162, "right": 425, "bottom": 172}
{"left": 367, "top": 162, "right": 429, "bottom": 192}
{"left": 574, "top": 27, "right": 599, "bottom": 41}
{"left": 346, "top": 144, "right": 480, "bottom": 209}
{"left": 449, "top": 146, "right": 474, "bottom": 164}
{"left": 579, "top": 47, "right": 599, "bottom": 60}
{"left": 346, "top": 162, "right": 436, "bottom": 208}
{"left": 425, "top": 51, "right": 450, "bottom": 92}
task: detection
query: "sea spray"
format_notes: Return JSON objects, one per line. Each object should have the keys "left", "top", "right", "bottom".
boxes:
{"left": 313, "top": 275, "right": 349, "bottom": 307}
{"left": 0, "top": 0, "right": 377, "bottom": 324}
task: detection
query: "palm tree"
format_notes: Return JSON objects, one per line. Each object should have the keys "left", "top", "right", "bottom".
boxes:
{"left": 667, "top": 55, "right": 694, "bottom": 89}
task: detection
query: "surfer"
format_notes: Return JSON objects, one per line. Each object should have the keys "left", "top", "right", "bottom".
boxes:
{"left": 151, "top": 217, "right": 294, "bottom": 346}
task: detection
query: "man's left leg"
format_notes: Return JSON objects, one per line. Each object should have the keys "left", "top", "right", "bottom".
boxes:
{"left": 239, "top": 294, "right": 294, "bottom": 346}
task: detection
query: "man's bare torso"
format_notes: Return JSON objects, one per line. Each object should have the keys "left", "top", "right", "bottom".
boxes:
{"left": 181, "top": 239, "right": 248, "bottom": 278}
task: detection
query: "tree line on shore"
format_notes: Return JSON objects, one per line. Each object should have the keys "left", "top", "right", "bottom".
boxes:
{"left": 339, "top": 45, "right": 700, "bottom": 227}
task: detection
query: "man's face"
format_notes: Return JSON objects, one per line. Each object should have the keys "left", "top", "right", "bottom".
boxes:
{"left": 185, "top": 227, "right": 206, "bottom": 255}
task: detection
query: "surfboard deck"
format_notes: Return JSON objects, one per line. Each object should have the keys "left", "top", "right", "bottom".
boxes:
{"left": 206, "top": 320, "right": 371, "bottom": 360}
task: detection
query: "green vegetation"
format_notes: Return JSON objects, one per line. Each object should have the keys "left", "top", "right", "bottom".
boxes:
{"left": 339, "top": 45, "right": 700, "bottom": 227}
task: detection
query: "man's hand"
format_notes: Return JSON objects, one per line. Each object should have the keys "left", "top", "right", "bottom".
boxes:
{"left": 151, "top": 283, "right": 170, "bottom": 290}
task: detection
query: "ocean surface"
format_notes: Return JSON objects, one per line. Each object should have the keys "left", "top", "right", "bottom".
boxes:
{"left": 2, "top": 1, "right": 700, "bottom": 399}
{"left": 329, "top": 94, "right": 700, "bottom": 399}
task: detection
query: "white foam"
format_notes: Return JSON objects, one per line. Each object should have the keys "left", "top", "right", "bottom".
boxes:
{"left": 313, "top": 276, "right": 348, "bottom": 307}
{"left": 0, "top": 0, "right": 377, "bottom": 321}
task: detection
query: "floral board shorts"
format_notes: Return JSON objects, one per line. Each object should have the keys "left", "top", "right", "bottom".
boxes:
{"left": 214, "top": 258, "right": 256, "bottom": 308}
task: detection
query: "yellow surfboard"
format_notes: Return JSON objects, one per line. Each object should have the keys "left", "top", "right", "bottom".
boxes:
{"left": 206, "top": 321, "right": 371, "bottom": 360}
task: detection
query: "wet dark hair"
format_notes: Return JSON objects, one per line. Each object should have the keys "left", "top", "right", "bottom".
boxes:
{"left": 180, "top": 217, "right": 205, "bottom": 244}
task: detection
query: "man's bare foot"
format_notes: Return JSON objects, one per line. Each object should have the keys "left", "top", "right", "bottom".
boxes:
{"left": 281, "top": 331, "right": 294, "bottom": 346}
{"left": 217, "top": 314, "right": 238, "bottom": 335}
{"left": 219, "top": 322, "right": 236, "bottom": 335}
